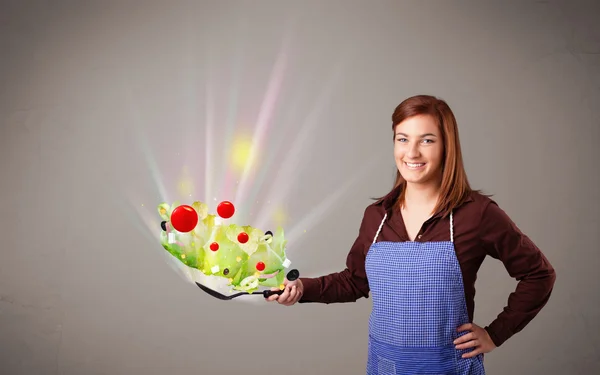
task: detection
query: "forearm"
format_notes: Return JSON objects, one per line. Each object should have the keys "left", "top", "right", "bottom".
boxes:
{"left": 479, "top": 200, "right": 558, "bottom": 346}
{"left": 296, "top": 205, "right": 379, "bottom": 304}
{"left": 298, "top": 269, "right": 370, "bottom": 304}
{"left": 485, "top": 263, "right": 556, "bottom": 347}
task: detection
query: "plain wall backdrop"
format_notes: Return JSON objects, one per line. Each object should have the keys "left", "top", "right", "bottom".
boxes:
{"left": 1, "top": 1, "right": 599, "bottom": 374}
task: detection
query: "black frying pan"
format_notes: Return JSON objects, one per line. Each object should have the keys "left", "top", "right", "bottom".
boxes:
{"left": 195, "top": 269, "right": 300, "bottom": 300}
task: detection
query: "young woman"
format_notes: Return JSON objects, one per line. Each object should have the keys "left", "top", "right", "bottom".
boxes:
{"left": 266, "top": 95, "right": 556, "bottom": 374}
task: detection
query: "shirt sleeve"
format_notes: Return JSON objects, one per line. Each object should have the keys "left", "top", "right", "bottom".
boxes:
{"left": 479, "top": 199, "right": 557, "bottom": 347}
{"left": 298, "top": 205, "right": 380, "bottom": 304}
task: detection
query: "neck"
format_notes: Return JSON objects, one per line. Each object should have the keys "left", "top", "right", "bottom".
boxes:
{"left": 403, "top": 181, "right": 441, "bottom": 208}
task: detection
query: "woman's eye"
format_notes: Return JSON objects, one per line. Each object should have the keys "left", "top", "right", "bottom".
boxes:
{"left": 396, "top": 138, "right": 407, "bottom": 142}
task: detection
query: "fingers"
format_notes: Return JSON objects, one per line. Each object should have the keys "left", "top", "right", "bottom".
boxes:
{"left": 453, "top": 323, "right": 495, "bottom": 358}
{"left": 265, "top": 287, "right": 281, "bottom": 302}
{"left": 280, "top": 286, "right": 294, "bottom": 305}
{"left": 264, "top": 283, "right": 290, "bottom": 302}
{"left": 453, "top": 332, "right": 476, "bottom": 344}
{"left": 278, "top": 284, "right": 292, "bottom": 303}
{"left": 461, "top": 347, "right": 482, "bottom": 358}
{"left": 278, "top": 284, "right": 298, "bottom": 305}
{"left": 265, "top": 277, "right": 294, "bottom": 302}
{"left": 454, "top": 324, "right": 478, "bottom": 350}
{"left": 265, "top": 283, "right": 300, "bottom": 305}
{"left": 264, "top": 278, "right": 303, "bottom": 306}
{"left": 455, "top": 339, "right": 479, "bottom": 350}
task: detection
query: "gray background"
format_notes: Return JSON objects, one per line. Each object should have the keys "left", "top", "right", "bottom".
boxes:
{"left": 1, "top": 1, "right": 598, "bottom": 374}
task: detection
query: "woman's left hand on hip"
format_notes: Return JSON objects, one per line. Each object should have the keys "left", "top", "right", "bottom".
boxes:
{"left": 454, "top": 323, "right": 497, "bottom": 358}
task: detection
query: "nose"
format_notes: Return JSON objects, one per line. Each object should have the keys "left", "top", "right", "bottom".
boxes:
{"left": 406, "top": 141, "right": 420, "bottom": 158}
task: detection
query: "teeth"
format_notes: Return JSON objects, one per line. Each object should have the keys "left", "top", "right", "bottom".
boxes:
{"left": 406, "top": 162, "right": 425, "bottom": 168}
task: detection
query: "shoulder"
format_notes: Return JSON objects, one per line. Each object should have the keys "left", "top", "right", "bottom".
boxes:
{"left": 468, "top": 189, "right": 495, "bottom": 205}
{"left": 461, "top": 190, "right": 522, "bottom": 235}
{"left": 353, "top": 198, "right": 388, "bottom": 239}
{"left": 364, "top": 198, "right": 388, "bottom": 223}
{"left": 366, "top": 184, "right": 401, "bottom": 219}
{"left": 451, "top": 190, "right": 510, "bottom": 232}
{"left": 468, "top": 190, "right": 509, "bottom": 218}
{"left": 457, "top": 189, "right": 498, "bottom": 215}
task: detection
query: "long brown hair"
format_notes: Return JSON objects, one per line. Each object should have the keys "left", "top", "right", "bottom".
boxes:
{"left": 386, "top": 94, "right": 474, "bottom": 218}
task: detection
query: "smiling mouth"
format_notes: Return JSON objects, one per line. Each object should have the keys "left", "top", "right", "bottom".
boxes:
{"left": 404, "top": 162, "right": 426, "bottom": 169}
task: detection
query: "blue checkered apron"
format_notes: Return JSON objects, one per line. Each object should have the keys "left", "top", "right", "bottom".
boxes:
{"left": 364, "top": 211, "right": 485, "bottom": 375}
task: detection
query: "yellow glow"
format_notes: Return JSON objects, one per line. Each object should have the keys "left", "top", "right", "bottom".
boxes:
{"left": 177, "top": 166, "right": 194, "bottom": 197}
{"left": 272, "top": 206, "right": 288, "bottom": 227}
{"left": 230, "top": 135, "right": 255, "bottom": 173}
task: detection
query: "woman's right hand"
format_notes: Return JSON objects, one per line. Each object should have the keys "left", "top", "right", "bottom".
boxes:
{"left": 265, "top": 278, "right": 304, "bottom": 306}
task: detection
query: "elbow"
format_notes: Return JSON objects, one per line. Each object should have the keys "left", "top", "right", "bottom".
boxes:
{"left": 339, "top": 271, "right": 370, "bottom": 302}
{"left": 525, "top": 254, "right": 557, "bottom": 286}
{"left": 516, "top": 258, "right": 557, "bottom": 302}
{"left": 548, "top": 265, "right": 557, "bottom": 293}
{"left": 543, "top": 257, "right": 557, "bottom": 288}
{"left": 529, "top": 261, "right": 557, "bottom": 298}
{"left": 549, "top": 265, "right": 557, "bottom": 285}
{"left": 538, "top": 265, "right": 557, "bottom": 311}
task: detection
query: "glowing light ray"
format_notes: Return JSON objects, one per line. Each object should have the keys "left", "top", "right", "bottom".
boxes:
{"left": 122, "top": 81, "right": 169, "bottom": 205}
{"left": 218, "top": 28, "right": 245, "bottom": 204}
{"left": 234, "top": 42, "right": 289, "bottom": 213}
{"left": 240, "top": 19, "right": 304, "bottom": 221}
{"left": 122, "top": 192, "right": 161, "bottom": 243}
{"left": 254, "top": 64, "right": 345, "bottom": 230}
{"left": 242, "top": 122, "right": 290, "bottom": 219}
{"left": 116, "top": 79, "right": 175, "bottom": 276}
{"left": 120, "top": 195, "right": 197, "bottom": 285}
{"left": 204, "top": 81, "right": 215, "bottom": 206}
{"left": 219, "top": 124, "right": 238, "bottom": 205}
{"left": 286, "top": 152, "right": 385, "bottom": 246}
{"left": 135, "top": 132, "right": 169, "bottom": 203}
{"left": 242, "top": 80, "right": 309, "bottom": 220}
{"left": 221, "top": 168, "right": 237, "bottom": 206}
{"left": 181, "top": 20, "right": 201, "bottom": 202}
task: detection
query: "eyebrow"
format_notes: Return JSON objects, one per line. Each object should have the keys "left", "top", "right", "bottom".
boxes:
{"left": 395, "top": 132, "right": 438, "bottom": 137}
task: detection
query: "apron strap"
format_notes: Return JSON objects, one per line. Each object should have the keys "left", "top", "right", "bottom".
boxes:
{"left": 450, "top": 210, "right": 454, "bottom": 243}
{"left": 372, "top": 213, "right": 387, "bottom": 244}
{"left": 371, "top": 210, "right": 454, "bottom": 243}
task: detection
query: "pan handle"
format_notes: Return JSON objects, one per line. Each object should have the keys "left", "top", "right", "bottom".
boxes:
{"left": 261, "top": 269, "right": 300, "bottom": 298}
{"left": 262, "top": 289, "right": 285, "bottom": 298}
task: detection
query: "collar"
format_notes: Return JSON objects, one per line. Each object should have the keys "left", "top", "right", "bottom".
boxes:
{"left": 375, "top": 183, "right": 474, "bottom": 216}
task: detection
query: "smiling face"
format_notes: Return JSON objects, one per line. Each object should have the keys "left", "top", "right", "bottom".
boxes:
{"left": 394, "top": 114, "right": 445, "bottom": 187}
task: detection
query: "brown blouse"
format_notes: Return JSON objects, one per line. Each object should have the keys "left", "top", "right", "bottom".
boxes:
{"left": 298, "top": 185, "right": 556, "bottom": 347}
